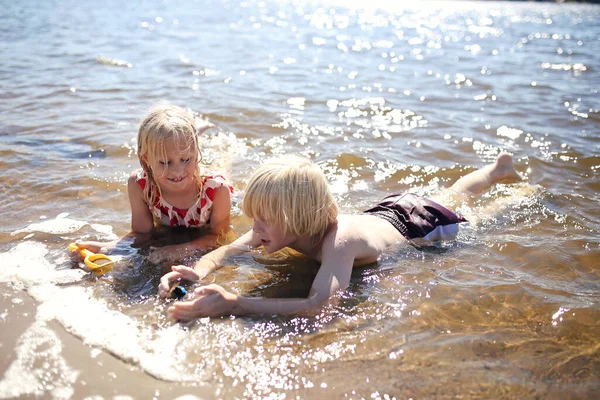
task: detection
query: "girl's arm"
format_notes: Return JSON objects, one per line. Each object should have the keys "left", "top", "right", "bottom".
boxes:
{"left": 146, "top": 184, "right": 231, "bottom": 264}
{"left": 187, "top": 184, "right": 232, "bottom": 248}
{"left": 71, "top": 171, "right": 152, "bottom": 256}
{"left": 128, "top": 170, "right": 154, "bottom": 233}
{"left": 165, "top": 231, "right": 357, "bottom": 318}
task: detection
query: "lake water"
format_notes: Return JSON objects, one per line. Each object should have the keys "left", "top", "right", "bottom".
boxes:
{"left": 1, "top": 0, "right": 599, "bottom": 398}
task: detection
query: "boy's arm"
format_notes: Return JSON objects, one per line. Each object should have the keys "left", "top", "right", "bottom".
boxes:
{"left": 192, "top": 228, "right": 258, "bottom": 276}
{"left": 166, "top": 234, "right": 357, "bottom": 318}
{"left": 158, "top": 229, "right": 260, "bottom": 298}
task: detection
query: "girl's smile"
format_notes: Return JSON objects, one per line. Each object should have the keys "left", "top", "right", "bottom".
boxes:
{"left": 148, "top": 136, "right": 198, "bottom": 194}
{"left": 167, "top": 175, "right": 187, "bottom": 183}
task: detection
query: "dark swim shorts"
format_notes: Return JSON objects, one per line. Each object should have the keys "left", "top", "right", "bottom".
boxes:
{"left": 364, "top": 193, "right": 467, "bottom": 242}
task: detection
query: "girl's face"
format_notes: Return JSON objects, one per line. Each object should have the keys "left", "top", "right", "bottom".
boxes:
{"left": 147, "top": 136, "right": 198, "bottom": 193}
{"left": 252, "top": 218, "right": 297, "bottom": 253}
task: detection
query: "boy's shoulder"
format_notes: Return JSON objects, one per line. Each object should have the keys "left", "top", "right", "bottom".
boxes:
{"left": 320, "top": 214, "right": 389, "bottom": 265}
{"left": 334, "top": 213, "right": 401, "bottom": 243}
{"left": 322, "top": 213, "right": 404, "bottom": 264}
{"left": 335, "top": 213, "right": 371, "bottom": 229}
{"left": 326, "top": 214, "right": 370, "bottom": 242}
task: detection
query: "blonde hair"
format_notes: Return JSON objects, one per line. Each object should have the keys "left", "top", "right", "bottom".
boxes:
{"left": 242, "top": 156, "right": 338, "bottom": 241}
{"left": 137, "top": 102, "right": 203, "bottom": 205}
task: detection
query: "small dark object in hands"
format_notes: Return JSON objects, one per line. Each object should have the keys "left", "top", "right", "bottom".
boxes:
{"left": 171, "top": 285, "right": 187, "bottom": 300}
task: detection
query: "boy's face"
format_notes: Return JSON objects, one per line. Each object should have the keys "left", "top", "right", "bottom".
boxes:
{"left": 252, "top": 218, "right": 296, "bottom": 253}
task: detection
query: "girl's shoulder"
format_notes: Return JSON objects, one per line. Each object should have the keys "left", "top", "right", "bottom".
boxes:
{"left": 200, "top": 173, "right": 234, "bottom": 193}
{"left": 197, "top": 173, "right": 233, "bottom": 210}
{"left": 131, "top": 168, "right": 147, "bottom": 189}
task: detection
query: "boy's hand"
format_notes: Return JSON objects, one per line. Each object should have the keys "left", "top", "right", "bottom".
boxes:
{"left": 167, "top": 284, "right": 238, "bottom": 320}
{"left": 158, "top": 265, "right": 201, "bottom": 298}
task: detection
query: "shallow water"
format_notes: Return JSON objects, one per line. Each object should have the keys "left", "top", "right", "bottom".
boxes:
{"left": 1, "top": 0, "right": 599, "bottom": 398}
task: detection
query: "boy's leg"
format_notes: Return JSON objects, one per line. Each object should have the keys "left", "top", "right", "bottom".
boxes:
{"left": 430, "top": 152, "right": 523, "bottom": 212}
{"left": 448, "top": 152, "right": 523, "bottom": 195}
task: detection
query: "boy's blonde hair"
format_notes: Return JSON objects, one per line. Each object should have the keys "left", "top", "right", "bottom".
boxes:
{"left": 137, "top": 102, "right": 203, "bottom": 205}
{"left": 242, "top": 156, "right": 338, "bottom": 241}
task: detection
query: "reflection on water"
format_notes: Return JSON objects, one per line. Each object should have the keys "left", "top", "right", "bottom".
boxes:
{"left": 1, "top": 0, "right": 599, "bottom": 398}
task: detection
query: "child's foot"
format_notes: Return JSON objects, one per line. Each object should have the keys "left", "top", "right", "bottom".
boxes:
{"left": 490, "top": 152, "right": 523, "bottom": 183}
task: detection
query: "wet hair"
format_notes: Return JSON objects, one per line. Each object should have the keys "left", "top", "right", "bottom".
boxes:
{"left": 137, "top": 102, "right": 203, "bottom": 206}
{"left": 242, "top": 156, "right": 338, "bottom": 241}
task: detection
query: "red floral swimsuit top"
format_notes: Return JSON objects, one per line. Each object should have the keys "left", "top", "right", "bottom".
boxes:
{"left": 136, "top": 170, "right": 233, "bottom": 228}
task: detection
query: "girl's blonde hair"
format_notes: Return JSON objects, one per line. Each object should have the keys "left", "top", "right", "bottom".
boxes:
{"left": 137, "top": 102, "right": 203, "bottom": 205}
{"left": 242, "top": 156, "right": 338, "bottom": 241}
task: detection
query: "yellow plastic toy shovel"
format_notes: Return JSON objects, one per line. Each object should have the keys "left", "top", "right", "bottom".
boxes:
{"left": 68, "top": 243, "right": 115, "bottom": 274}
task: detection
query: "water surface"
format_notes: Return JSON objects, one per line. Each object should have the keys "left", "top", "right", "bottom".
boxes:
{"left": 0, "top": 0, "right": 599, "bottom": 398}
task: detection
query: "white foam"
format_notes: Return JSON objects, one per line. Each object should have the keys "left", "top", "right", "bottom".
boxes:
{"left": 0, "top": 322, "right": 79, "bottom": 399}
{"left": 2, "top": 239, "right": 344, "bottom": 395}
{"left": 0, "top": 241, "right": 85, "bottom": 289}
{"left": 32, "top": 282, "right": 196, "bottom": 381}
{"left": 0, "top": 241, "right": 205, "bottom": 386}
{"left": 11, "top": 214, "right": 118, "bottom": 239}
{"left": 89, "top": 223, "right": 118, "bottom": 239}
{"left": 12, "top": 214, "right": 87, "bottom": 235}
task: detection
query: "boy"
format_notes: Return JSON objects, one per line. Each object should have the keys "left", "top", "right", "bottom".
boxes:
{"left": 158, "top": 153, "right": 522, "bottom": 320}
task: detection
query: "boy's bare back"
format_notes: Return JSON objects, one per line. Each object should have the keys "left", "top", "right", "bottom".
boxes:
{"left": 319, "top": 214, "right": 406, "bottom": 267}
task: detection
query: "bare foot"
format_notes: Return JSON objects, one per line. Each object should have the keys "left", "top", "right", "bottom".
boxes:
{"left": 444, "top": 152, "right": 524, "bottom": 198}
{"left": 489, "top": 152, "right": 523, "bottom": 184}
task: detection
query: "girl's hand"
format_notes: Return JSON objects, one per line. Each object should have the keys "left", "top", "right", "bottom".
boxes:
{"left": 147, "top": 245, "right": 176, "bottom": 265}
{"left": 167, "top": 284, "right": 237, "bottom": 320}
{"left": 69, "top": 240, "right": 116, "bottom": 260}
{"left": 158, "top": 265, "right": 200, "bottom": 298}
{"left": 147, "top": 244, "right": 195, "bottom": 265}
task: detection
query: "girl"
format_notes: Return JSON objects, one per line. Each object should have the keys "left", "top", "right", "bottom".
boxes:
{"left": 72, "top": 103, "right": 233, "bottom": 264}
{"left": 158, "top": 153, "right": 524, "bottom": 320}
